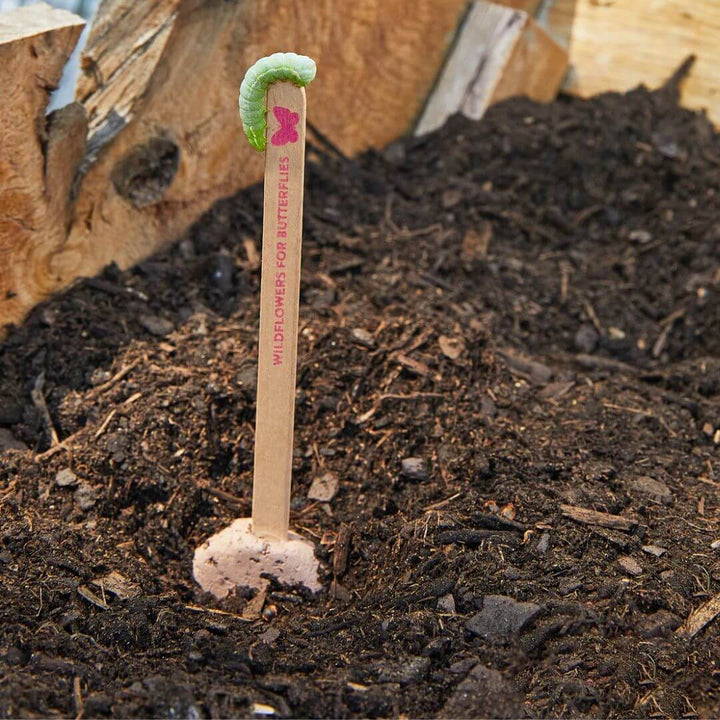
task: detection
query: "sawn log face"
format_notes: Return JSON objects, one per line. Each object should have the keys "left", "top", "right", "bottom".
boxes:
{"left": 1, "top": 0, "right": 468, "bottom": 330}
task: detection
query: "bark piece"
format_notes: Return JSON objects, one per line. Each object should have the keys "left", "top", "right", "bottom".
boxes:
{"left": 677, "top": 593, "right": 720, "bottom": 639}
{"left": 629, "top": 476, "right": 673, "bottom": 505}
{"left": 561, "top": 504, "right": 637, "bottom": 532}
{"left": 617, "top": 555, "right": 643, "bottom": 577}
{"left": 308, "top": 472, "right": 339, "bottom": 503}
{"left": 333, "top": 523, "right": 352, "bottom": 578}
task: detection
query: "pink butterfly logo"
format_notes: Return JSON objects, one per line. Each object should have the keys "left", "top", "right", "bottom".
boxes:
{"left": 271, "top": 106, "right": 299, "bottom": 146}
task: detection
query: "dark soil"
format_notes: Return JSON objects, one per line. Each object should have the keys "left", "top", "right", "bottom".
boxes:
{"left": 3, "top": 69, "right": 720, "bottom": 718}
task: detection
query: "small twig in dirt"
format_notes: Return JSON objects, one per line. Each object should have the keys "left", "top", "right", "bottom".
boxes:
{"left": 383, "top": 196, "right": 441, "bottom": 240}
{"left": 560, "top": 261, "right": 571, "bottom": 304}
{"left": 653, "top": 306, "right": 686, "bottom": 358}
{"left": 423, "top": 492, "right": 463, "bottom": 512}
{"left": 73, "top": 676, "right": 83, "bottom": 720}
{"left": 94, "top": 409, "right": 117, "bottom": 440}
{"left": 242, "top": 581, "right": 269, "bottom": 620}
{"left": 583, "top": 300, "right": 604, "bottom": 336}
{"left": 602, "top": 402, "right": 653, "bottom": 417}
{"left": 89, "top": 358, "right": 142, "bottom": 397}
{"left": 677, "top": 592, "right": 720, "bottom": 639}
{"left": 356, "top": 392, "right": 443, "bottom": 424}
{"left": 242, "top": 237, "right": 260, "bottom": 270}
{"left": 400, "top": 224, "right": 444, "bottom": 240}
{"left": 418, "top": 271, "right": 454, "bottom": 291}
{"left": 666, "top": 515, "right": 709, "bottom": 532}
{"left": 184, "top": 604, "right": 251, "bottom": 621}
{"left": 498, "top": 210, "right": 558, "bottom": 244}
{"left": 658, "top": 55, "right": 696, "bottom": 102}
{"left": 473, "top": 511, "right": 526, "bottom": 533}
{"left": 560, "top": 504, "right": 637, "bottom": 532}
{"left": 35, "top": 429, "right": 83, "bottom": 461}
{"left": 85, "top": 277, "right": 148, "bottom": 302}
{"left": 574, "top": 353, "right": 637, "bottom": 374}
{"left": 603, "top": 402, "right": 677, "bottom": 436}
{"left": 205, "top": 487, "right": 248, "bottom": 508}
{"left": 379, "top": 392, "right": 443, "bottom": 402}
{"left": 0, "top": 478, "right": 18, "bottom": 506}
{"left": 435, "top": 529, "right": 518, "bottom": 546}
{"left": 306, "top": 120, "right": 350, "bottom": 161}
{"left": 572, "top": 204, "right": 603, "bottom": 227}
{"left": 77, "top": 585, "right": 109, "bottom": 610}
{"left": 31, "top": 372, "right": 59, "bottom": 447}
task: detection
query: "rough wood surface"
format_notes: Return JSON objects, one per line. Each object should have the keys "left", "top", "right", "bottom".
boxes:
{"left": 538, "top": 0, "right": 576, "bottom": 48}
{"left": 0, "top": 3, "right": 86, "bottom": 329}
{"left": 487, "top": 0, "right": 577, "bottom": 49}
{"left": 488, "top": 8, "right": 568, "bottom": 105}
{"left": 0, "top": 0, "right": 468, "bottom": 330}
{"left": 557, "top": 0, "right": 720, "bottom": 124}
{"left": 416, "top": 1, "right": 568, "bottom": 136}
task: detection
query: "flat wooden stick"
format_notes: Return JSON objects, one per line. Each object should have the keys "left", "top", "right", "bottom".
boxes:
{"left": 252, "top": 82, "right": 307, "bottom": 541}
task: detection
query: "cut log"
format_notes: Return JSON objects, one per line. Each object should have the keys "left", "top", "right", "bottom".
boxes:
{"left": 415, "top": 0, "right": 569, "bottom": 136}
{"left": 0, "top": 3, "right": 86, "bottom": 329}
{"left": 0, "top": 0, "right": 469, "bottom": 331}
{"left": 556, "top": 0, "right": 720, "bottom": 124}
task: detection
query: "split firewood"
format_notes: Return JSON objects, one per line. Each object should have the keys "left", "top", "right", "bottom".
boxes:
{"left": 416, "top": 0, "right": 569, "bottom": 135}
{"left": 1, "top": 0, "right": 470, "bottom": 330}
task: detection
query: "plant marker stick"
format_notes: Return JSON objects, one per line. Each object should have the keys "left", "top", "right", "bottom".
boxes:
{"left": 192, "top": 55, "right": 320, "bottom": 598}
{"left": 251, "top": 80, "right": 307, "bottom": 540}
{"left": 237, "top": 52, "right": 317, "bottom": 540}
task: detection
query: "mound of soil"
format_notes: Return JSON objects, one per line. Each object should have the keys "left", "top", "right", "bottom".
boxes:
{"left": 2, "top": 70, "right": 720, "bottom": 718}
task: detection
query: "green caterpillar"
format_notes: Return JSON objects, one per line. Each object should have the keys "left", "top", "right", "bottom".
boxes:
{"left": 239, "top": 52, "right": 317, "bottom": 152}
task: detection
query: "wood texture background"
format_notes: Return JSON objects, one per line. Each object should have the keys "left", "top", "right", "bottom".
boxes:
{"left": 1, "top": 0, "right": 469, "bottom": 330}
{"left": 550, "top": 0, "right": 720, "bottom": 123}
{"left": 5, "top": 0, "right": 717, "bottom": 332}
{"left": 416, "top": 1, "right": 568, "bottom": 135}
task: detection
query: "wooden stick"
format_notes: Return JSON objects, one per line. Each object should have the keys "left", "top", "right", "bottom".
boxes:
{"left": 251, "top": 82, "right": 308, "bottom": 541}
{"left": 560, "top": 504, "right": 637, "bottom": 532}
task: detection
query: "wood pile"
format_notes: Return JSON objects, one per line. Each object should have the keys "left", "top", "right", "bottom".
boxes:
{"left": 2, "top": 0, "right": 715, "bottom": 330}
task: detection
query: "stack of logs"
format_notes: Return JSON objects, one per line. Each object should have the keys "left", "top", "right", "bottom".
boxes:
{"left": 0, "top": 0, "right": 571, "bottom": 330}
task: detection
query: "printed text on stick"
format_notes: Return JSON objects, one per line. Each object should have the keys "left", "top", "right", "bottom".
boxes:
{"left": 273, "top": 155, "right": 290, "bottom": 366}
